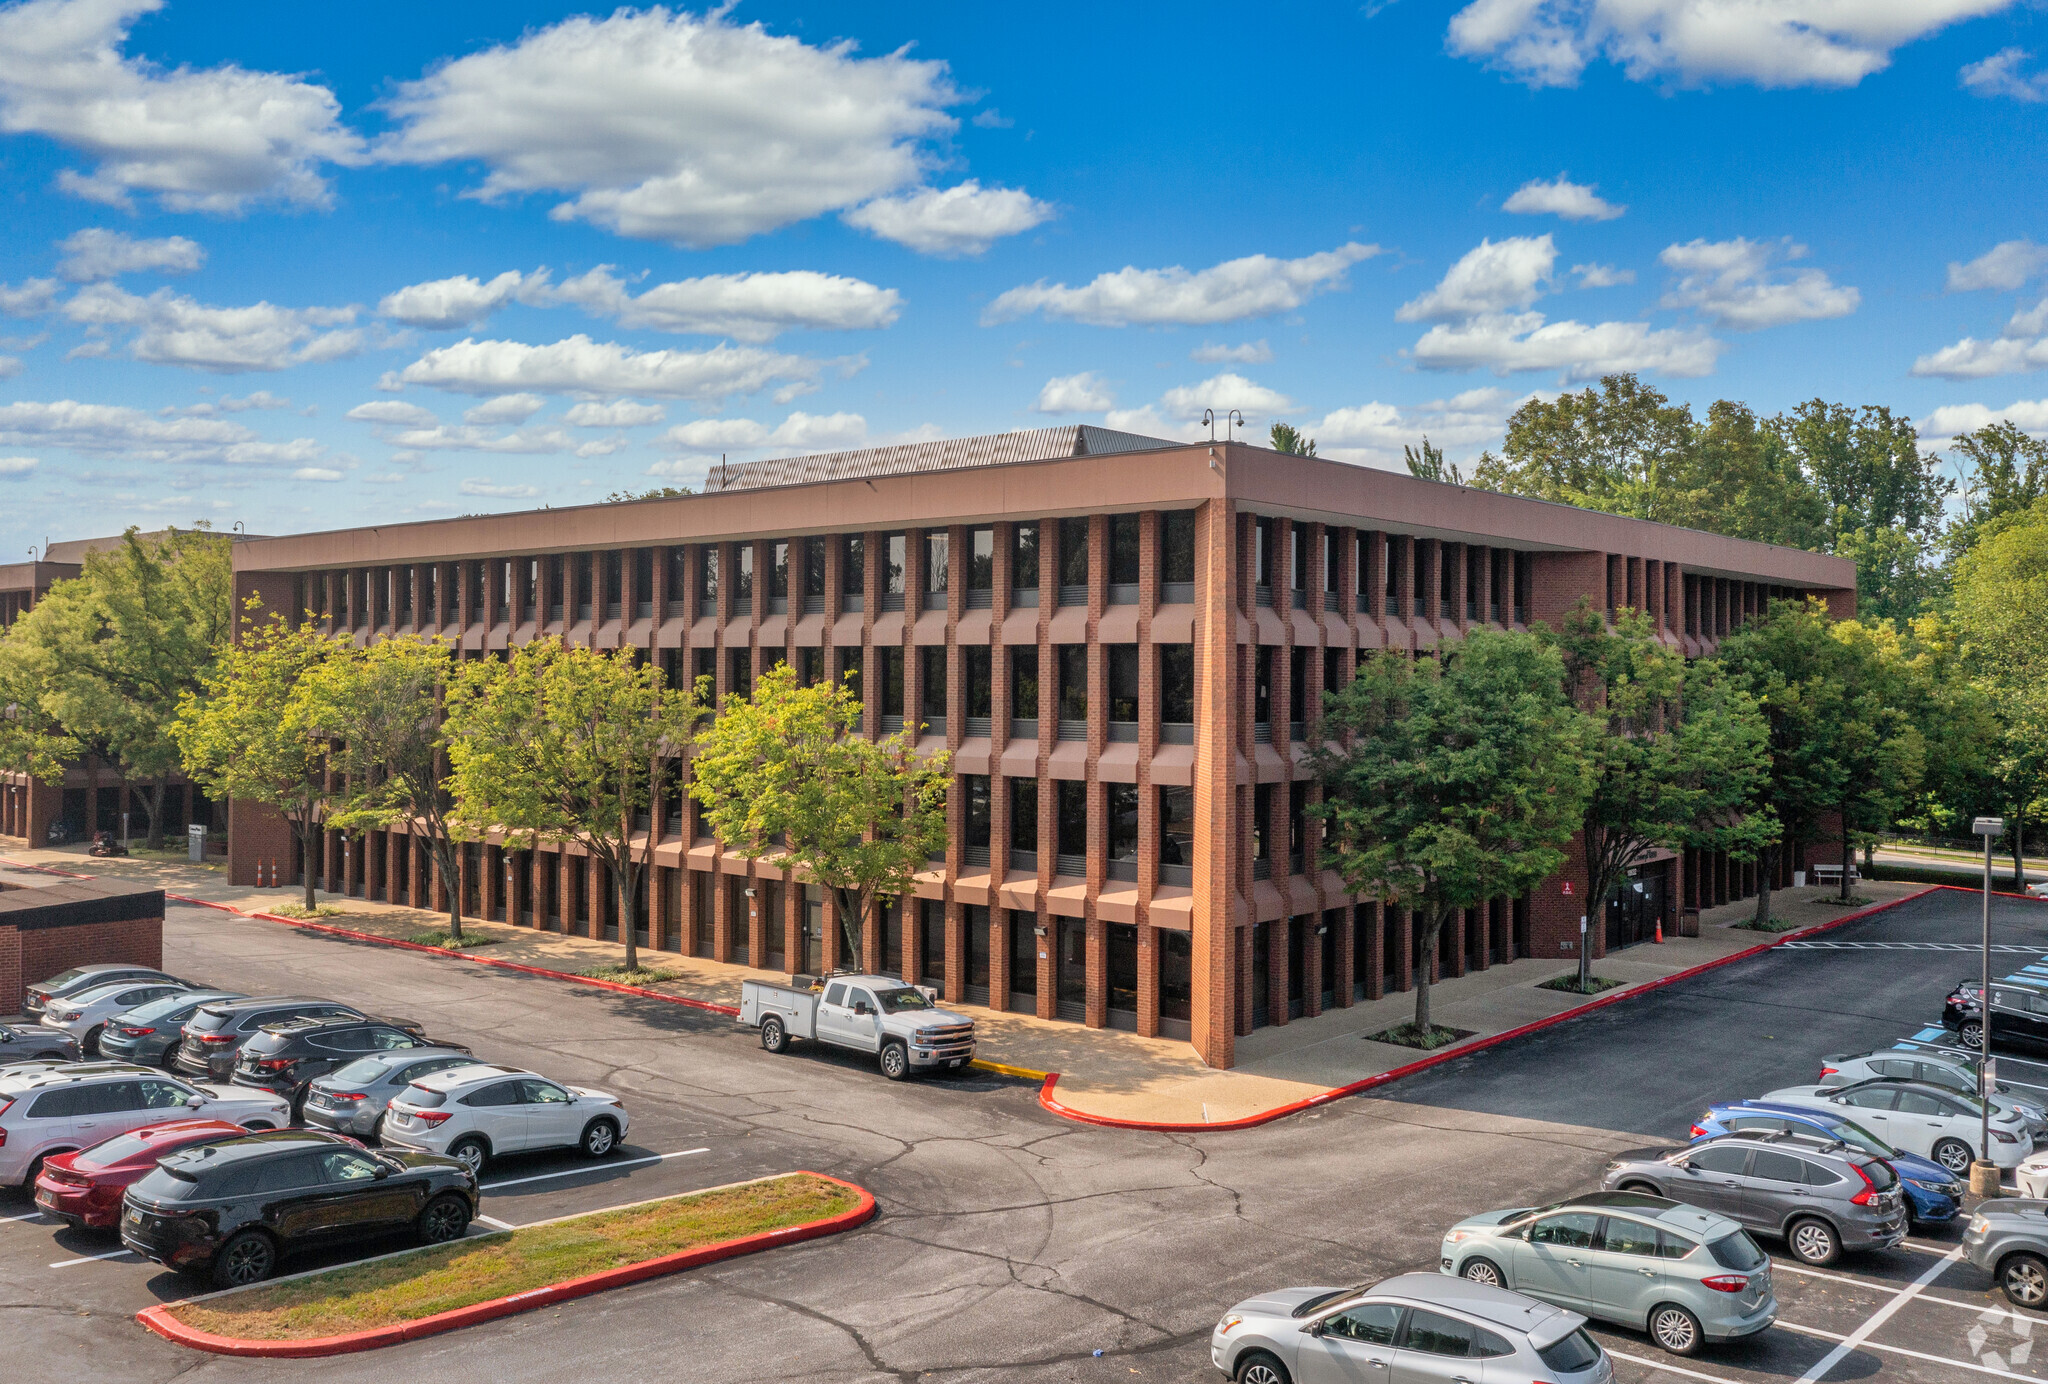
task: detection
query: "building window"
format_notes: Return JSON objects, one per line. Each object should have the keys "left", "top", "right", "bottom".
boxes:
{"left": 925, "top": 530, "right": 948, "bottom": 610}
{"left": 1252, "top": 786, "right": 1271, "bottom": 877}
{"left": 964, "top": 645, "right": 992, "bottom": 729}
{"left": 841, "top": 534, "right": 865, "bottom": 604}
{"left": 472, "top": 560, "right": 489, "bottom": 623}
{"left": 880, "top": 647, "right": 905, "bottom": 725}
{"left": 967, "top": 905, "right": 990, "bottom": 1002}
{"left": 769, "top": 541, "right": 789, "bottom": 611}
{"left": 734, "top": 544, "right": 754, "bottom": 612}
{"left": 1010, "top": 777, "right": 1038, "bottom": 860}
{"left": 1008, "top": 911, "right": 1037, "bottom": 1002}
{"left": 1058, "top": 516, "right": 1089, "bottom": 603}
{"left": 1289, "top": 781, "right": 1309, "bottom": 875}
{"left": 965, "top": 775, "right": 990, "bottom": 865}
{"left": 664, "top": 548, "right": 686, "bottom": 610}
{"left": 1057, "top": 644, "right": 1087, "bottom": 726}
{"left": 1160, "top": 510, "right": 1195, "bottom": 601}
{"left": 1108, "top": 514, "right": 1140, "bottom": 602}
{"left": 1254, "top": 517, "right": 1275, "bottom": 604}
{"left": 967, "top": 527, "right": 994, "bottom": 607}
{"left": 1012, "top": 522, "right": 1040, "bottom": 604}
{"left": 1291, "top": 525, "right": 1308, "bottom": 594}
{"left": 1385, "top": 535, "right": 1401, "bottom": 616}
{"left": 698, "top": 547, "right": 719, "bottom": 604}
{"left": 1106, "top": 644, "right": 1138, "bottom": 738}
{"left": 884, "top": 533, "right": 907, "bottom": 597}
{"left": 1160, "top": 931, "right": 1192, "bottom": 1024}
{"left": 804, "top": 537, "right": 827, "bottom": 610}
{"left": 1325, "top": 528, "right": 1340, "bottom": 595}
{"left": 1009, "top": 646, "right": 1039, "bottom": 733}
{"left": 920, "top": 899, "right": 946, "bottom": 989}
{"left": 1106, "top": 782, "right": 1138, "bottom": 880}
{"left": 729, "top": 648, "right": 753, "bottom": 701}
{"left": 1055, "top": 780, "right": 1087, "bottom": 869}
{"left": 796, "top": 645, "right": 823, "bottom": 687}
{"left": 522, "top": 558, "right": 538, "bottom": 618}
{"left": 837, "top": 644, "right": 863, "bottom": 697}
{"left": 1160, "top": 644, "right": 1194, "bottom": 735}
{"left": 1289, "top": 646, "right": 1307, "bottom": 737}
{"left": 920, "top": 647, "right": 948, "bottom": 730}
{"left": 1159, "top": 786, "right": 1193, "bottom": 885}
{"left": 1253, "top": 646, "right": 1273, "bottom": 735}
{"left": 602, "top": 551, "right": 622, "bottom": 618}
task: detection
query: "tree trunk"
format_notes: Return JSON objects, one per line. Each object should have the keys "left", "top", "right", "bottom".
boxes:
{"left": 1840, "top": 808, "right": 1854, "bottom": 903}
{"left": 834, "top": 886, "right": 863, "bottom": 971}
{"left": 434, "top": 840, "right": 464, "bottom": 942}
{"left": 2016, "top": 806, "right": 2027, "bottom": 891}
{"left": 1413, "top": 907, "right": 1438, "bottom": 1038}
{"left": 1580, "top": 837, "right": 1599, "bottom": 992}
{"left": 1862, "top": 839, "right": 1875, "bottom": 876}
{"left": 300, "top": 821, "right": 318, "bottom": 911}
{"left": 145, "top": 777, "right": 167, "bottom": 851}
{"left": 618, "top": 866, "right": 639, "bottom": 972}
{"left": 1753, "top": 842, "right": 1776, "bottom": 926}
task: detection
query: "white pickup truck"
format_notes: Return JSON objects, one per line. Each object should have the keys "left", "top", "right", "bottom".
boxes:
{"left": 738, "top": 974, "right": 977, "bottom": 1080}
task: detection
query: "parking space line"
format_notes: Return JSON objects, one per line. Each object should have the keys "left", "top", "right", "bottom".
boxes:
{"left": 1791, "top": 1244, "right": 1962, "bottom": 1383}
{"left": 480, "top": 1148, "right": 709, "bottom": 1192}
{"left": 48, "top": 1248, "right": 136, "bottom": 1268}
{"left": 0, "top": 1210, "right": 51, "bottom": 1224}
{"left": 1779, "top": 1320, "right": 2039, "bottom": 1381}
{"left": 1607, "top": 1349, "right": 1751, "bottom": 1384}
{"left": 474, "top": 1213, "right": 515, "bottom": 1230}
{"left": 1772, "top": 1260, "right": 2040, "bottom": 1320}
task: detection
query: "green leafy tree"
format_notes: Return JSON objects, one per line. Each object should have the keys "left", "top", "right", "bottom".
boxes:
{"left": 1947, "top": 421, "right": 2048, "bottom": 559}
{"left": 303, "top": 637, "right": 470, "bottom": 940}
{"left": 0, "top": 527, "right": 231, "bottom": 847}
{"left": 1824, "top": 619, "right": 1928, "bottom": 901}
{"left": 1552, "top": 602, "right": 1777, "bottom": 987}
{"left": 1403, "top": 436, "right": 1463, "bottom": 485}
{"left": 1780, "top": 400, "right": 1952, "bottom": 620}
{"left": 171, "top": 610, "right": 351, "bottom": 909}
{"left": 688, "top": 663, "right": 951, "bottom": 969}
{"left": 1692, "top": 401, "right": 1828, "bottom": 550}
{"left": 1886, "top": 615, "right": 2002, "bottom": 854}
{"left": 1952, "top": 498, "right": 2048, "bottom": 881}
{"left": 1471, "top": 374, "right": 1705, "bottom": 528}
{"left": 1269, "top": 423, "right": 1317, "bottom": 456}
{"left": 441, "top": 638, "right": 701, "bottom": 973}
{"left": 1311, "top": 630, "right": 1596, "bottom": 1040}
{"left": 605, "top": 485, "right": 695, "bottom": 502}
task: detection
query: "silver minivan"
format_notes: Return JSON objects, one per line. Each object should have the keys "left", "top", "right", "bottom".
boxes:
{"left": 1440, "top": 1191, "right": 1776, "bottom": 1355}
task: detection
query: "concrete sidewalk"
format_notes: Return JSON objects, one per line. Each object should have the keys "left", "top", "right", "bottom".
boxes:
{"left": 0, "top": 845, "right": 1926, "bottom": 1127}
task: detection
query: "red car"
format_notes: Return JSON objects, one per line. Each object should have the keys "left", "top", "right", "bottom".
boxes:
{"left": 35, "top": 1120, "right": 248, "bottom": 1230}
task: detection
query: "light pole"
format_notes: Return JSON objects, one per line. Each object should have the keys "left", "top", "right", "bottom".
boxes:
{"left": 1973, "top": 815, "right": 2007, "bottom": 1198}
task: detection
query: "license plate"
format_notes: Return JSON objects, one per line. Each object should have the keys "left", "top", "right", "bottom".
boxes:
{"left": 125, "top": 1210, "right": 142, "bottom": 1227}
{"left": 308, "top": 1093, "right": 331, "bottom": 1108}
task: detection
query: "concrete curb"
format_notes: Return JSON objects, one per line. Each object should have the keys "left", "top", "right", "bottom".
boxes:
{"left": 1038, "top": 885, "right": 1966, "bottom": 1133}
{"left": 133, "top": 1172, "right": 875, "bottom": 1358}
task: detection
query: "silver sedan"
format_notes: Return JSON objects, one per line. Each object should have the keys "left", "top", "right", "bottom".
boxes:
{"left": 300, "top": 1047, "right": 482, "bottom": 1139}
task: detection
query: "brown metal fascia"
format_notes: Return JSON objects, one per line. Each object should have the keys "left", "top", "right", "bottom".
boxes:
{"left": 0, "top": 560, "right": 80, "bottom": 595}
{"left": 1220, "top": 444, "right": 1855, "bottom": 591}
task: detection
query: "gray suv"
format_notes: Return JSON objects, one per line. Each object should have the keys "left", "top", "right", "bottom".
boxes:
{"left": 172, "top": 997, "right": 367, "bottom": 1082}
{"left": 1602, "top": 1131, "right": 1906, "bottom": 1265}
{"left": 1439, "top": 1191, "right": 1775, "bottom": 1356}
{"left": 1963, "top": 1200, "right": 2048, "bottom": 1308}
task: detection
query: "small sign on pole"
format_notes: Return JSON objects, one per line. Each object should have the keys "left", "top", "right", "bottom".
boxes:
{"left": 1562, "top": 881, "right": 1574, "bottom": 897}
{"left": 187, "top": 823, "right": 206, "bottom": 862}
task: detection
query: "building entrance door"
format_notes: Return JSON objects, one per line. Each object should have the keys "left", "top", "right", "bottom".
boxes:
{"left": 1605, "top": 865, "right": 1667, "bottom": 951}
{"left": 1055, "top": 918, "right": 1086, "bottom": 1021}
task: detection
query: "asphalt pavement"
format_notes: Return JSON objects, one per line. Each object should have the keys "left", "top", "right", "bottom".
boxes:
{"left": 0, "top": 888, "right": 2040, "bottom": 1384}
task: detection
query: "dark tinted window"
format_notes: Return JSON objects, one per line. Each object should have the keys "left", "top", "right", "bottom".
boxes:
{"left": 1797, "top": 1159, "right": 1845, "bottom": 1186}
{"left": 462, "top": 1081, "right": 522, "bottom": 1108}
{"left": 1841, "top": 1088, "right": 1893, "bottom": 1110}
{"left": 1862, "top": 1160, "right": 1898, "bottom": 1190}
{"left": 1529, "top": 1213, "right": 1600, "bottom": 1247}
{"left": 1472, "top": 1328, "right": 1514, "bottom": 1359}
{"left": 24, "top": 1088, "right": 80, "bottom": 1119}
{"left": 1707, "top": 1232, "right": 1768, "bottom": 1272}
{"left": 520, "top": 1080, "right": 571, "bottom": 1104}
{"left": 1403, "top": 1310, "right": 1476, "bottom": 1357}
{"left": 134, "top": 1166, "right": 202, "bottom": 1201}
{"left": 398, "top": 1058, "right": 472, "bottom": 1084}
{"left": 1749, "top": 1150, "right": 1807, "bottom": 1184}
{"left": 1324, "top": 1303, "right": 1401, "bottom": 1344}
{"left": 1689, "top": 1146, "right": 1752, "bottom": 1176}
{"left": 1602, "top": 1218, "right": 1661, "bottom": 1257}
{"left": 1538, "top": 1329, "right": 1603, "bottom": 1374}
{"left": 252, "top": 1155, "right": 323, "bottom": 1193}
{"left": 404, "top": 1086, "right": 449, "bottom": 1109}
{"left": 1893, "top": 1090, "right": 1944, "bottom": 1116}
{"left": 1656, "top": 1230, "right": 1696, "bottom": 1259}
{"left": 139, "top": 1078, "right": 192, "bottom": 1110}
{"left": 78, "top": 1081, "right": 142, "bottom": 1115}
{"left": 188, "top": 1007, "right": 235, "bottom": 1033}
{"left": 1727, "top": 1117, "right": 1789, "bottom": 1134}
{"left": 318, "top": 1150, "right": 383, "bottom": 1183}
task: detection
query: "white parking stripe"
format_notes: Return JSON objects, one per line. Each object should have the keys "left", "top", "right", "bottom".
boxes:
{"left": 480, "top": 1148, "right": 709, "bottom": 1192}
{"left": 1607, "top": 1350, "right": 1751, "bottom": 1384}
{"left": 1772, "top": 1260, "right": 2042, "bottom": 1320}
{"left": 473, "top": 1213, "right": 515, "bottom": 1230}
{"left": 1791, "top": 1244, "right": 1962, "bottom": 1383}
{"left": 0, "top": 1210, "right": 51, "bottom": 1224}
{"left": 1780, "top": 1319, "right": 2038, "bottom": 1381}
{"left": 48, "top": 1248, "right": 136, "bottom": 1268}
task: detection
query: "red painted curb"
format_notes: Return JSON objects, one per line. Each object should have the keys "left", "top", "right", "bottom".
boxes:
{"left": 134, "top": 1172, "right": 874, "bottom": 1357}
{"left": 1038, "top": 886, "right": 1955, "bottom": 1133}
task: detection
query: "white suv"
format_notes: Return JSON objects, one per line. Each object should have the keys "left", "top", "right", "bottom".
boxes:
{"left": 382, "top": 1064, "right": 629, "bottom": 1176}
{"left": 0, "top": 1063, "right": 291, "bottom": 1186}
{"left": 39, "top": 980, "right": 192, "bottom": 1056}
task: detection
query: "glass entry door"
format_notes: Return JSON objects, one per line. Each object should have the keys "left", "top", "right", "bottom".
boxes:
{"left": 1055, "top": 918, "right": 1086, "bottom": 1021}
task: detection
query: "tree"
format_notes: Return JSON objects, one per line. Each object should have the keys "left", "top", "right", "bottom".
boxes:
{"left": 171, "top": 610, "right": 350, "bottom": 909}
{"left": 441, "top": 639, "right": 700, "bottom": 973}
{"left": 688, "top": 663, "right": 950, "bottom": 970}
{"left": 1312, "top": 631, "right": 1595, "bottom": 1040}
{"left": 1471, "top": 374, "right": 1704, "bottom": 528}
{"left": 605, "top": 485, "right": 694, "bottom": 502}
{"left": 1952, "top": 498, "right": 2048, "bottom": 881}
{"left": 303, "top": 637, "right": 472, "bottom": 940}
{"left": 0, "top": 527, "right": 231, "bottom": 848}
{"left": 1947, "top": 420, "right": 2048, "bottom": 560}
{"left": 1269, "top": 423, "right": 1317, "bottom": 456}
{"left": 1823, "top": 619, "right": 1927, "bottom": 901}
{"left": 1692, "top": 401, "right": 1828, "bottom": 550}
{"left": 1780, "top": 400, "right": 1952, "bottom": 620}
{"left": 1403, "top": 436, "right": 1463, "bottom": 485}
{"left": 1551, "top": 602, "right": 1776, "bottom": 987}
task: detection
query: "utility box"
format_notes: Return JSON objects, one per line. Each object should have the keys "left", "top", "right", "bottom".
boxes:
{"left": 187, "top": 823, "right": 207, "bottom": 863}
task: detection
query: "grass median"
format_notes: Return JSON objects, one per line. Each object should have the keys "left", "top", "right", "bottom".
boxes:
{"left": 164, "top": 1173, "right": 859, "bottom": 1342}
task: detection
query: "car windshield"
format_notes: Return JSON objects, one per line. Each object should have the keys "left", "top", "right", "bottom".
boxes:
{"left": 1817, "top": 1118, "right": 1894, "bottom": 1158}
{"left": 1707, "top": 1232, "right": 1767, "bottom": 1272}
{"left": 120, "top": 992, "right": 212, "bottom": 1023}
{"left": 38, "top": 968, "right": 91, "bottom": 990}
{"left": 873, "top": 987, "right": 934, "bottom": 1013}
{"left": 131, "top": 1166, "right": 200, "bottom": 1201}
{"left": 1538, "top": 1329, "right": 1603, "bottom": 1375}
{"left": 329, "top": 1057, "right": 391, "bottom": 1086}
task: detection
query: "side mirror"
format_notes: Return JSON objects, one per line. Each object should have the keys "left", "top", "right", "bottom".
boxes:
{"left": 372, "top": 1164, "right": 391, "bottom": 1180}
{"left": 185, "top": 1094, "right": 205, "bottom": 1108}
{"left": 1304, "top": 1320, "right": 1327, "bottom": 1338}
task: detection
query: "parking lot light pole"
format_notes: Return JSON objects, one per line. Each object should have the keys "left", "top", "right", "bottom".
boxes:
{"left": 1973, "top": 815, "right": 2007, "bottom": 1198}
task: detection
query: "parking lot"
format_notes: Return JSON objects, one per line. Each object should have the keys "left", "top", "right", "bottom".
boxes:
{"left": 0, "top": 882, "right": 2042, "bottom": 1382}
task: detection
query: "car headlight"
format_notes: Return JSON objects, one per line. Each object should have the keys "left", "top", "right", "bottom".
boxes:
{"left": 1971, "top": 1216, "right": 1992, "bottom": 1234}
{"left": 1217, "top": 1315, "right": 1244, "bottom": 1336}
{"left": 1443, "top": 1229, "right": 1478, "bottom": 1244}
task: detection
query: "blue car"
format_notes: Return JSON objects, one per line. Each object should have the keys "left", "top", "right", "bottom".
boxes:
{"left": 1690, "top": 1100, "right": 1963, "bottom": 1224}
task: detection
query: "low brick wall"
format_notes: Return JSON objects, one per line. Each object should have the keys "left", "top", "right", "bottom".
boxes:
{"left": 0, "top": 879, "right": 165, "bottom": 1013}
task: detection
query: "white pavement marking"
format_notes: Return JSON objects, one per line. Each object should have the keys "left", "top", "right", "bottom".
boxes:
{"left": 480, "top": 1148, "right": 709, "bottom": 1192}
{"left": 1773, "top": 1259, "right": 2041, "bottom": 1320}
{"left": 1791, "top": 1244, "right": 1963, "bottom": 1383}
{"left": 0, "top": 1210, "right": 52, "bottom": 1224}
{"left": 49, "top": 1248, "right": 137, "bottom": 1268}
{"left": 474, "top": 1213, "right": 515, "bottom": 1230}
{"left": 1785, "top": 942, "right": 2041, "bottom": 952}
{"left": 1780, "top": 1320, "right": 2040, "bottom": 1381}
{"left": 1608, "top": 1350, "right": 1750, "bottom": 1384}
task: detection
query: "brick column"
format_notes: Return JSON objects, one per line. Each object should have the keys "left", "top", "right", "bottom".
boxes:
{"left": 1191, "top": 496, "right": 1239, "bottom": 1067}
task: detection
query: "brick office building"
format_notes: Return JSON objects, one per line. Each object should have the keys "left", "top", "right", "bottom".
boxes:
{"left": 225, "top": 426, "right": 1854, "bottom": 1070}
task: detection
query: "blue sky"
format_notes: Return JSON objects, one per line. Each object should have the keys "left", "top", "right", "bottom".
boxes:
{"left": 2, "top": 0, "right": 2046, "bottom": 547}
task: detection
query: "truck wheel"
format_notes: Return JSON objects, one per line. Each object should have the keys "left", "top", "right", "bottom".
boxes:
{"left": 760, "top": 1017, "right": 788, "bottom": 1054}
{"left": 879, "top": 1041, "right": 910, "bottom": 1081}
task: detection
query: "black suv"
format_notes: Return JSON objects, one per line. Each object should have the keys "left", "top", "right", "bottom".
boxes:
{"left": 231, "top": 1016, "right": 462, "bottom": 1116}
{"left": 172, "top": 997, "right": 372, "bottom": 1082}
{"left": 120, "top": 1129, "right": 476, "bottom": 1287}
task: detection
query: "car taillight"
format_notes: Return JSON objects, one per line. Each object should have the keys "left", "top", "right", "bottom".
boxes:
{"left": 199, "top": 1034, "right": 236, "bottom": 1044}
{"left": 1688, "top": 1125, "right": 1709, "bottom": 1138}
{"left": 1994, "top": 1129, "right": 2019, "bottom": 1144}
{"left": 407, "top": 1109, "right": 453, "bottom": 1125}
{"left": 1700, "top": 1275, "right": 1750, "bottom": 1293}
{"left": 253, "top": 1058, "right": 294, "bottom": 1074}
{"left": 120, "top": 1027, "right": 156, "bottom": 1037}
{"left": 1849, "top": 1162, "right": 1878, "bottom": 1206}
{"left": 328, "top": 1092, "right": 367, "bottom": 1102}
{"left": 1819, "top": 1066, "right": 1837, "bottom": 1079}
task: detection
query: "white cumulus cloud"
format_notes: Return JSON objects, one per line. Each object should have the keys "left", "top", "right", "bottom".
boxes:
{"left": 1503, "top": 175, "right": 1624, "bottom": 221}
{"left": 562, "top": 400, "right": 666, "bottom": 428}
{"left": 1573, "top": 262, "right": 1634, "bottom": 287}
{"left": 396, "top": 334, "right": 846, "bottom": 403}
{"left": 0, "top": 0, "right": 364, "bottom": 210}
{"left": 1398, "top": 236, "right": 1557, "bottom": 322}
{"left": 1657, "top": 237, "right": 1858, "bottom": 329}
{"left": 292, "top": 466, "right": 342, "bottom": 481}
{"left": 1156, "top": 372, "right": 1297, "bottom": 419}
{"left": 462, "top": 393, "right": 546, "bottom": 425}
{"left": 1911, "top": 298, "right": 2048, "bottom": 378}
{"left": 61, "top": 283, "right": 362, "bottom": 371}
{"left": 460, "top": 478, "right": 541, "bottom": 499}
{"left": 0, "top": 278, "right": 62, "bottom": 316}
{"left": 842, "top": 180, "right": 1052, "bottom": 256}
{"left": 1919, "top": 397, "right": 2048, "bottom": 439}
{"left": 1947, "top": 240, "right": 2048, "bottom": 292}
{"left": 1191, "top": 340, "right": 1272, "bottom": 363}
{"left": 377, "top": 270, "right": 548, "bottom": 330}
{"left": 0, "top": 455, "right": 38, "bottom": 476}
{"left": 1310, "top": 387, "right": 1525, "bottom": 471}
{"left": 1411, "top": 313, "right": 1721, "bottom": 378}
{"left": 1033, "top": 372, "right": 1114, "bottom": 414}
{"left": 1961, "top": 46, "right": 2048, "bottom": 101}
{"left": 984, "top": 243, "right": 1378, "bottom": 327}
{"left": 346, "top": 399, "right": 440, "bottom": 428}
{"left": 1448, "top": 0, "right": 2015, "bottom": 90}
{"left": 545, "top": 266, "right": 900, "bottom": 341}
{"left": 375, "top": 7, "right": 965, "bottom": 248}
{"left": 663, "top": 409, "right": 869, "bottom": 453}
{"left": 395, "top": 426, "right": 576, "bottom": 455}
{"left": 56, "top": 227, "right": 203, "bottom": 280}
